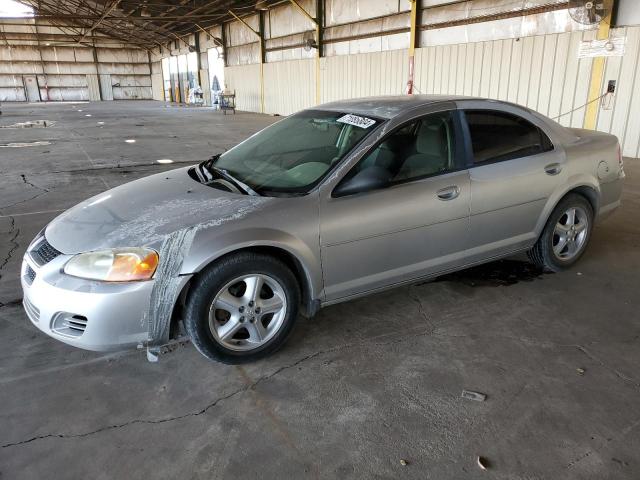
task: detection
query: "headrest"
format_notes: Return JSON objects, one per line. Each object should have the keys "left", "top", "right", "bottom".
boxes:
{"left": 382, "top": 134, "right": 412, "bottom": 153}
{"left": 416, "top": 121, "right": 445, "bottom": 156}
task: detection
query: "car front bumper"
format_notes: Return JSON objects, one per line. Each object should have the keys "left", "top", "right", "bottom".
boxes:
{"left": 21, "top": 251, "right": 155, "bottom": 352}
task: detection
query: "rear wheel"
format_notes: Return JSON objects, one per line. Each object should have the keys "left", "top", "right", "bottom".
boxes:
{"left": 528, "top": 194, "right": 594, "bottom": 272}
{"left": 184, "top": 252, "right": 300, "bottom": 364}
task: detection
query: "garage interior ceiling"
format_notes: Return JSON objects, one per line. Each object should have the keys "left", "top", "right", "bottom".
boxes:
{"left": 7, "top": 1, "right": 579, "bottom": 51}
{"left": 11, "top": 0, "right": 286, "bottom": 49}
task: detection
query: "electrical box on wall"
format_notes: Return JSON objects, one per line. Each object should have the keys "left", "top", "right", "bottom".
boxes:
{"left": 601, "top": 80, "right": 617, "bottom": 110}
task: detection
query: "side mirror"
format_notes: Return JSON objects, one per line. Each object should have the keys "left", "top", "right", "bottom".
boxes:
{"left": 333, "top": 166, "right": 391, "bottom": 197}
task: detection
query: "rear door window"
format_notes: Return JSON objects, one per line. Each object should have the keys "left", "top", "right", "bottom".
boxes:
{"left": 464, "top": 110, "right": 553, "bottom": 164}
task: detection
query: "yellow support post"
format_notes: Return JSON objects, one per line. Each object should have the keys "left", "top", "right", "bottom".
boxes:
{"left": 407, "top": 0, "right": 419, "bottom": 94}
{"left": 584, "top": 0, "right": 615, "bottom": 130}
{"left": 315, "top": 15, "right": 321, "bottom": 105}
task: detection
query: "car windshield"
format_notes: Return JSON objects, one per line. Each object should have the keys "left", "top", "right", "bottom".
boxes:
{"left": 212, "top": 110, "right": 380, "bottom": 194}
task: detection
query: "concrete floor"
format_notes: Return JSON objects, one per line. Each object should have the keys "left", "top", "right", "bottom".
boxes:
{"left": 1, "top": 101, "right": 639, "bottom": 480}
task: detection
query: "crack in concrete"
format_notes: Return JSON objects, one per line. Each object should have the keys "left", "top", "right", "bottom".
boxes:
{"left": 0, "top": 299, "right": 22, "bottom": 309}
{"left": 20, "top": 174, "right": 49, "bottom": 193}
{"left": 1, "top": 350, "right": 323, "bottom": 449}
{"left": 0, "top": 174, "right": 50, "bottom": 212}
{"left": 0, "top": 216, "right": 20, "bottom": 280}
{"left": 0, "top": 192, "right": 49, "bottom": 211}
{"left": 1, "top": 292, "right": 633, "bottom": 450}
{"left": 1, "top": 326, "right": 437, "bottom": 449}
{"left": 410, "top": 290, "right": 437, "bottom": 335}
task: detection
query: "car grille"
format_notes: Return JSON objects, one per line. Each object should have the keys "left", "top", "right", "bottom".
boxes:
{"left": 23, "top": 296, "right": 40, "bottom": 323}
{"left": 51, "top": 313, "right": 88, "bottom": 337}
{"left": 30, "top": 237, "right": 62, "bottom": 266}
{"left": 25, "top": 265, "right": 36, "bottom": 285}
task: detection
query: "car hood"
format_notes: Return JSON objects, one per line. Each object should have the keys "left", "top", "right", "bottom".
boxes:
{"left": 45, "top": 166, "right": 273, "bottom": 254}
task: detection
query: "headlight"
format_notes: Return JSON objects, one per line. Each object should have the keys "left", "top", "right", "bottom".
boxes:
{"left": 64, "top": 248, "right": 159, "bottom": 282}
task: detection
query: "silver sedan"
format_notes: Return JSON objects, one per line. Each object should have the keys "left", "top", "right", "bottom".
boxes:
{"left": 21, "top": 95, "right": 625, "bottom": 363}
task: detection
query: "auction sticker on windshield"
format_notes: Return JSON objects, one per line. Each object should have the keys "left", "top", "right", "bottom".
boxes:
{"left": 337, "top": 114, "right": 377, "bottom": 129}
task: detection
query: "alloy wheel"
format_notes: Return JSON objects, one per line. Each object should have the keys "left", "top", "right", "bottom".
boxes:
{"left": 552, "top": 206, "right": 589, "bottom": 261}
{"left": 208, "top": 274, "right": 287, "bottom": 351}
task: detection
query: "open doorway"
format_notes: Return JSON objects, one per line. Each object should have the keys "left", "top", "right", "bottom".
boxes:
{"left": 161, "top": 57, "right": 171, "bottom": 101}
{"left": 169, "top": 56, "right": 179, "bottom": 102}
{"left": 177, "top": 54, "right": 188, "bottom": 103}
{"left": 207, "top": 47, "right": 225, "bottom": 108}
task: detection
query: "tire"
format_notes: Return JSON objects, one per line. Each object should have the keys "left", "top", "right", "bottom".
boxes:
{"left": 528, "top": 193, "right": 594, "bottom": 272}
{"left": 184, "top": 252, "right": 301, "bottom": 364}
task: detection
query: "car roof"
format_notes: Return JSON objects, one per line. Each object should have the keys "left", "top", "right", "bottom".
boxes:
{"left": 315, "top": 95, "right": 478, "bottom": 119}
{"left": 312, "top": 95, "right": 576, "bottom": 143}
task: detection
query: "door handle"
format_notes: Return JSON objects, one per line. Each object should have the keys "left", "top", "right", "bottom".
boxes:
{"left": 436, "top": 185, "right": 460, "bottom": 201}
{"left": 544, "top": 163, "right": 562, "bottom": 175}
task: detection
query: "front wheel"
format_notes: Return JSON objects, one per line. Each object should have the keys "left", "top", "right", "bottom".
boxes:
{"left": 184, "top": 252, "right": 300, "bottom": 364}
{"left": 528, "top": 193, "right": 594, "bottom": 272}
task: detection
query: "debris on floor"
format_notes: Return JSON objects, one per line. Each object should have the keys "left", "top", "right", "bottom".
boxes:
{"left": 0, "top": 119, "right": 54, "bottom": 128}
{"left": 577, "top": 368, "right": 586, "bottom": 375}
{"left": 0, "top": 140, "right": 52, "bottom": 148}
{"left": 399, "top": 459, "right": 408, "bottom": 466}
{"left": 477, "top": 456, "right": 490, "bottom": 470}
{"left": 461, "top": 390, "right": 487, "bottom": 402}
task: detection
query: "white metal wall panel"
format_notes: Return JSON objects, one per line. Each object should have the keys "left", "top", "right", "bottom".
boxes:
{"left": 227, "top": 15, "right": 259, "bottom": 46}
{"left": 99, "top": 74, "right": 113, "bottom": 100}
{"left": 320, "top": 49, "right": 407, "bottom": 103}
{"left": 0, "top": 22, "right": 153, "bottom": 102}
{"left": 266, "top": 0, "right": 316, "bottom": 37}
{"left": 325, "top": 0, "right": 410, "bottom": 26}
{"left": 224, "top": 63, "right": 262, "bottom": 112}
{"left": 414, "top": 31, "right": 593, "bottom": 124}
{"left": 226, "top": 25, "right": 640, "bottom": 157}
{"left": 414, "top": 27, "right": 639, "bottom": 156}
{"left": 112, "top": 86, "right": 152, "bottom": 100}
{"left": 607, "top": 27, "right": 640, "bottom": 157}
{"left": 617, "top": 0, "right": 640, "bottom": 27}
{"left": 150, "top": 60, "right": 164, "bottom": 101}
{"left": 263, "top": 59, "right": 315, "bottom": 116}
{"left": 86, "top": 74, "right": 101, "bottom": 101}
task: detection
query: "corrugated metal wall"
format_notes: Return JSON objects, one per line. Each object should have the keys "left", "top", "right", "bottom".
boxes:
{"left": 264, "top": 58, "right": 315, "bottom": 115}
{"left": 225, "top": 63, "right": 262, "bottom": 112}
{"left": 412, "top": 27, "right": 640, "bottom": 157}
{"left": 0, "top": 20, "right": 153, "bottom": 102}
{"left": 320, "top": 49, "right": 408, "bottom": 102}
{"left": 598, "top": 27, "right": 640, "bottom": 159}
{"left": 225, "top": 26, "right": 640, "bottom": 157}
{"left": 413, "top": 31, "right": 596, "bottom": 128}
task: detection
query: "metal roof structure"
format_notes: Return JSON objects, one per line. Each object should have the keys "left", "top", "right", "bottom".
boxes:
{"left": 10, "top": 0, "right": 282, "bottom": 49}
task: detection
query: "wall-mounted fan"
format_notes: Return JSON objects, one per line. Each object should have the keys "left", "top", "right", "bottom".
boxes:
{"left": 303, "top": 31, "right": 318, "bottom": 51}
{"left": 568, "top": 0, "right": 609, "bottom": 25}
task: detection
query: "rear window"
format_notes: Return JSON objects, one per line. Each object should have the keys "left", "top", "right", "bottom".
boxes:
{"left": 465, "top": 110, "right": 553, "bottom": 164}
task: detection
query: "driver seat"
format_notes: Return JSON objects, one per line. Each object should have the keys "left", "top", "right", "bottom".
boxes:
{"left": 395, "top": 120, "right": 450, "bottom": 181}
